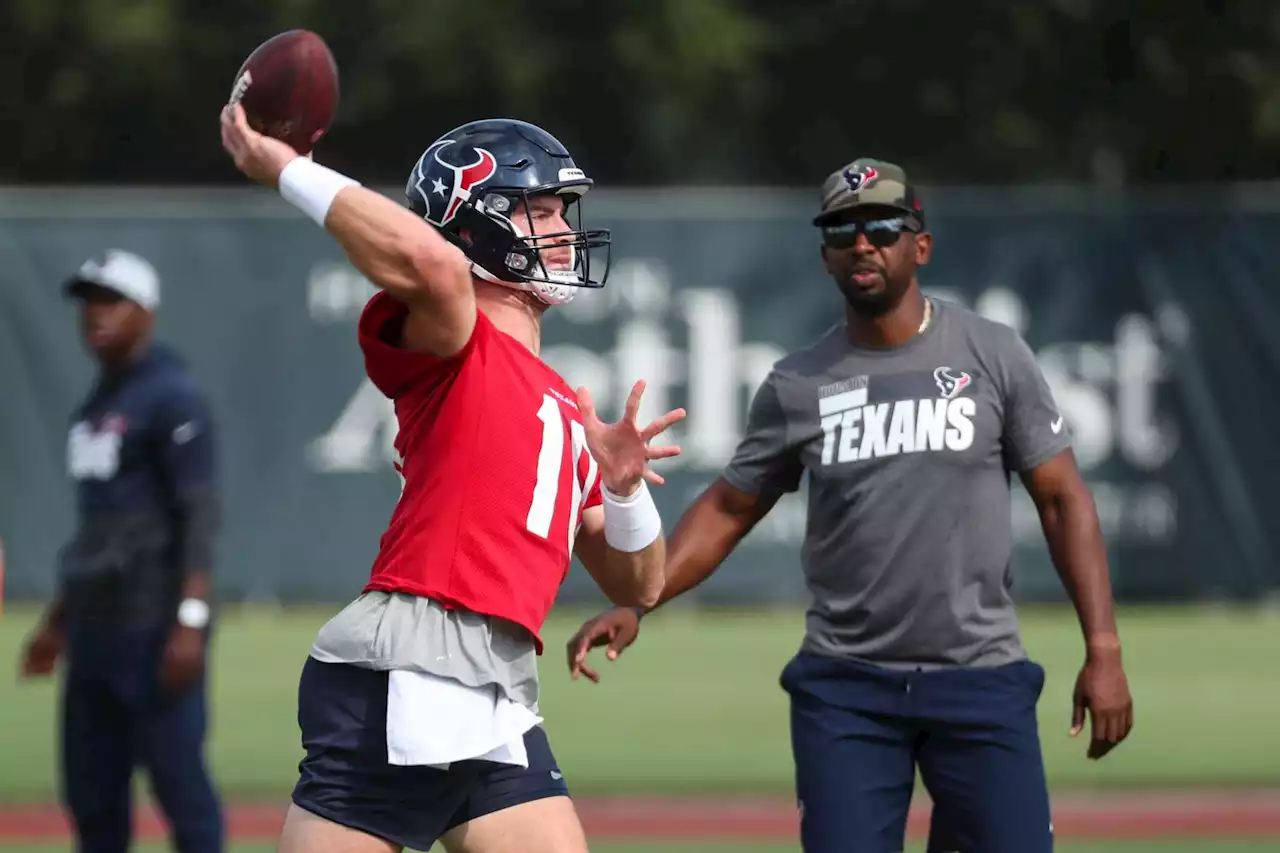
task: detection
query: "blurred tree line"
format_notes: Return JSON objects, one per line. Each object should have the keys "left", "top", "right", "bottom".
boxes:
{"left": 6, "top": 0, "right": 1279, "bottom": 186}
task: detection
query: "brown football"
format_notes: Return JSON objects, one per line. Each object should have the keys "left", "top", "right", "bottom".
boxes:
{"left": 229, "top": 30, "right": 339, "bottom": 155}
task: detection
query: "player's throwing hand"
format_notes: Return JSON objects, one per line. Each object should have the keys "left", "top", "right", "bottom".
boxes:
{"left": 219, "top": 103, "right": 298, "bottom": 189}
{"left": 577, "top": 380, "right": 685, "bottom": 496}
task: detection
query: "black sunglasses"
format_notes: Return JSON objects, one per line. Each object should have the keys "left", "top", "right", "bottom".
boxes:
{"left": 822, "top": 216, "right": 921, "bottom": 249}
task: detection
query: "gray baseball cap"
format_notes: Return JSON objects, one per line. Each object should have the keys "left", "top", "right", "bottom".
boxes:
{"left": 813, "top": 158, "right": 925, "bottom": 227}
{"left": 64, "top": 249, "right": 161, "bottom": 311}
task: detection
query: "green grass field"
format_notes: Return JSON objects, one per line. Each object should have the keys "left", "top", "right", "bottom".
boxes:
{"left": 1, "top": 603, "right": 1279, "bottom": 799}
{"left": 1, "top": 602, "right": 1277, "bottom": 851}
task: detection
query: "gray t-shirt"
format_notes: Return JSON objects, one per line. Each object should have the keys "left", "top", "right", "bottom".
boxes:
{"left": 723, "top": 299, "right": 1071, "bottom": 669}
{"left": 309, "top": 592, "right": 541, "bottom": 711}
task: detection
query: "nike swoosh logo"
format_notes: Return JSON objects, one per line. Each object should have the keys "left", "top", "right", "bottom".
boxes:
{"left": 1050, "top": 416, "right": 1064, "bottom": 434}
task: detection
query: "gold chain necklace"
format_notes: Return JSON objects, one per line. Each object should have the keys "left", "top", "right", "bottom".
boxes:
{"left": 918, "top": 297, "right": 933, "bottom": 334}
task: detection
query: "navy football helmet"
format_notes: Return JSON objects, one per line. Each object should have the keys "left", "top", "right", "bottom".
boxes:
{"left": 405, "top": 118, "right": 611, "bottom": 305}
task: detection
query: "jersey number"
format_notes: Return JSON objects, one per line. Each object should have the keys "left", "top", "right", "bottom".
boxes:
{"left": 526, "top": 394, "right": 596, "bottom": 552}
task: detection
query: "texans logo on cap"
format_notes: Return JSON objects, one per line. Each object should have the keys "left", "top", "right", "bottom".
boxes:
{"left": 842, "top": 165, "right": 879, "bottom": 194}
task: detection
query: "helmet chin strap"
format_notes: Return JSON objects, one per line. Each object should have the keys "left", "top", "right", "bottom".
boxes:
{"left": 471, "top": 263, "right": 577, "bottom": 306}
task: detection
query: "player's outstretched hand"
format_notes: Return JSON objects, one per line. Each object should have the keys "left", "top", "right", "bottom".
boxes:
{"left": 219, "top": 102, "right": 299, "bottom": 189}
{"left": 566, "top": 606, "right": 641, "bottom": 683}
{"left": 577, "top": 380, "right": 685, "bottom": 496}
{"left": 1069, "top": 644, "right": 1134, "bottom": 760}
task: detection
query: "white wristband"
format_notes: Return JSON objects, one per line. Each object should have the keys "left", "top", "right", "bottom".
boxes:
{"left": 176, "top": 597, "right": 210, "bottom": 630}
{"left": 601, "top": 480, "right": 663, "bottom": 553}
{"left": 278, "top": 157, "right": 360, "bottom": 228}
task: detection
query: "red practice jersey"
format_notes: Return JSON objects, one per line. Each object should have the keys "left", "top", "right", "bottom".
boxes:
{"left": 357, "top": 292, "right": 602, "bottom": 651}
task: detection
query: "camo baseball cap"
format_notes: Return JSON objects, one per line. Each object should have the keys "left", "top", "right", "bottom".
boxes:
{"left": 813, "top": 157, "right": 925, "bottom": 227}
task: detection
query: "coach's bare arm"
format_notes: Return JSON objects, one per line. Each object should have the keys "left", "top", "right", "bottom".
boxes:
{"left": 653, "top": 478, "right": 777, "bottom": 607}
{"left": 1021, "top": 448, "right": 1134, "bottom": 760}
{"left": 566, "top": 478, "right": 778, "bottom": 681}
{"left": 219, "top": 103, "right": 473, "bottom": 358}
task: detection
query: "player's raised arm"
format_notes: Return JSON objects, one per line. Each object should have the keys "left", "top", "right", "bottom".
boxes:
{"left": 319, "top": 183, "right": 474, "bottom": 355}
{"left": 219, "top": 104, "right": 474, "bottom": 357}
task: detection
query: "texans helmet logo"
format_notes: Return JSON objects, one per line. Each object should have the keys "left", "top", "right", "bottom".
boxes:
{"left": 842, "top": 165, "right": 879, "bottom": 194}
{"left": 933, "top": 366, "right": 972, "bottom": 399}
{"left": 409, "top": 140, "right": 499, "bottom": 226}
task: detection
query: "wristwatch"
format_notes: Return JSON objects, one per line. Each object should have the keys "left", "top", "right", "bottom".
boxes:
{"left": 177, "top": 598, "right": 210, "bottom": 630}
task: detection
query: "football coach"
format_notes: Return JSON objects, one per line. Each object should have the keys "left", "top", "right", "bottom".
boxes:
{"left": 19, "top": 249, "right": 225, "bottom": 853}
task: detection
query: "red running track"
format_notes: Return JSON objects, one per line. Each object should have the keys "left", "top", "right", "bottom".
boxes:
{"left": 1, "top": 792, "right": 1278, "bottom": 841}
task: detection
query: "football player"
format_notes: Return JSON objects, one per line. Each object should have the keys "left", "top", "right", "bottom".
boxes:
{"left": 221, "top": 105, "right": 684, "bottom": 853}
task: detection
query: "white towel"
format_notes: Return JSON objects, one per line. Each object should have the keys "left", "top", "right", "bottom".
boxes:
{"left": 385, "top": 669, "right": 542, "bottom": 770}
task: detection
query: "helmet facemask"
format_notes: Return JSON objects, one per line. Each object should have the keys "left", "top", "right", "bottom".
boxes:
{"left": 443, "top": 186, "right": 611, "bottom": 306}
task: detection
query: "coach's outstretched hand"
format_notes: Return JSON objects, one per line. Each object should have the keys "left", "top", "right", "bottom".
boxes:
{"left": 1070, "top": 642, "right": 1134, "bottom": 760}
{"left": 219, "top": 103, "right": 298, "bottom": 188}
{"left": 577, "top": 380, "right": 685, "bottom": 497}
{"left": 566, "top": 607, "right": 642, "bottom": 683}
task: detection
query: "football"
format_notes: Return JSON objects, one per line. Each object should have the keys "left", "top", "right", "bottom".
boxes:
{"left": 229, "top": 29, "right": 339, "bottom": 155}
